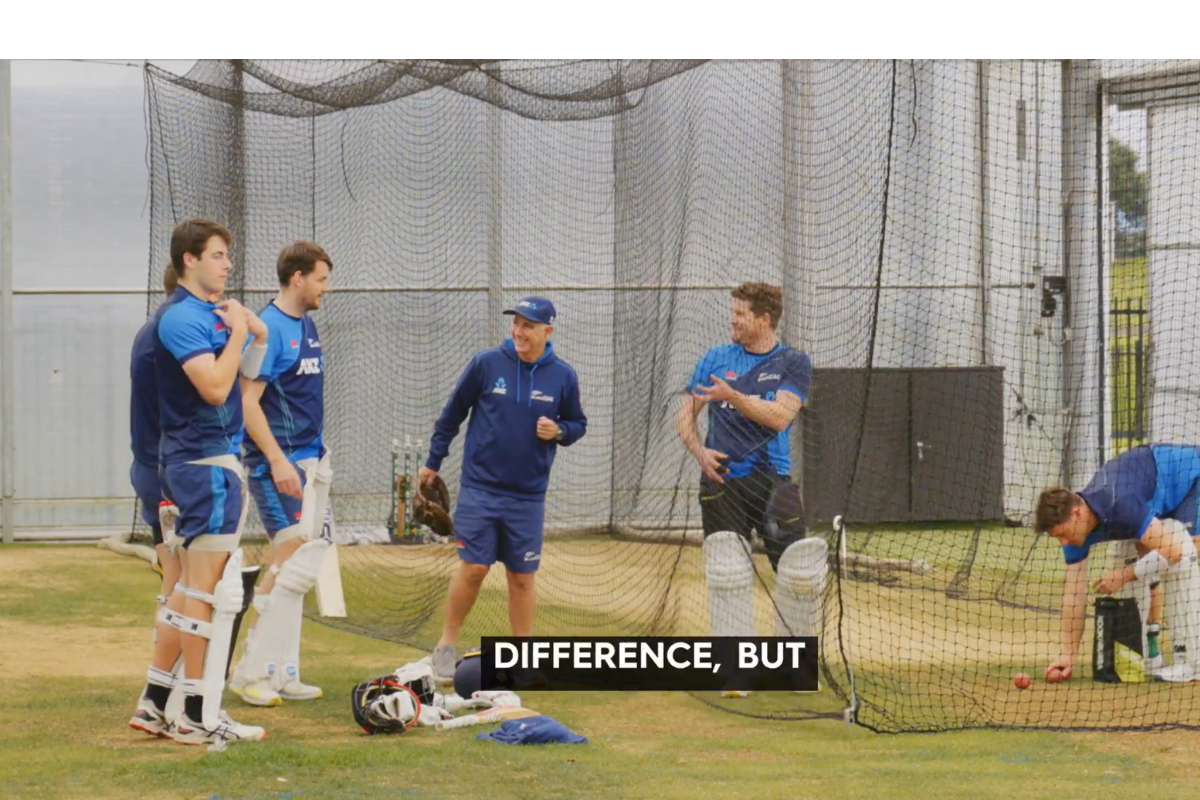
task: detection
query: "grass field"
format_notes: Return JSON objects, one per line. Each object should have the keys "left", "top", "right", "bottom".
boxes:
{"left": 4, "top": 544, "right": 1200, "bottom": 800}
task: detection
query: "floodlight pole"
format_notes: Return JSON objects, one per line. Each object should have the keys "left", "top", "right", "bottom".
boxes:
{"left": 0, "top": 60, "right": 13, "bottom": 544}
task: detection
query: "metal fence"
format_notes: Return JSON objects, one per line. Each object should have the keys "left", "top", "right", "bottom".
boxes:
{"left": 1110, "top": 298, "right": 1148, "bottom": 449}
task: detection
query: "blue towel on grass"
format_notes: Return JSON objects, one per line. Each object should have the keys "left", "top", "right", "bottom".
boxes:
{"left": 476, "top": 715, "right": 587, "bottom": 745}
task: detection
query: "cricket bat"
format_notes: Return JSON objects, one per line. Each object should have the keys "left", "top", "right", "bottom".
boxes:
{"left": 434, "top": 706, "right": 539, "bottom": 731}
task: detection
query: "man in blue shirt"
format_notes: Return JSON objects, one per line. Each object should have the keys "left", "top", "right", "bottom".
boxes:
{"left": 676, "top": 282, "right": 812, "bottom": 569}
{"left": 419, "top": 297, "right": 588, "bottom": 683}
{"left": 231, "top": 241, "right": 334, "bottom": 708}
{"left": 128, "top": 264, "right": 187, "bottom": 739}
{"left": 137, "top": 219, "right": 270, "bottom": 745}
{"left": 675, "top": 283, "right": 815, "bottom": 696}
{"left": 1036, "top": 444, "right": 1200, "bottom": 682}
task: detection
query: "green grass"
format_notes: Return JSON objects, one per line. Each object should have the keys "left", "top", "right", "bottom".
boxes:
{"left": 1111, "top": 257, "right": 1148, "bottom": 309}
{"left": 2, "top": 544, "right": 1199, "bottom": 800}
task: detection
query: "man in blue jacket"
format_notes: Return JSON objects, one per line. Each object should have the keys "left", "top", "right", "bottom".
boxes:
{"left": 419, "top": 297, "right": 587, "bottom": 682}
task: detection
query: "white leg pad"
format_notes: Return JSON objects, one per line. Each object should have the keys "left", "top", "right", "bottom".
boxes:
{"left": 238, "top": 539, "right": 329, "bottom": 691}
{"left": 162, "top": 549, "right": 246, "bottom": 731}
{"left": 286, "top": 453, "right": 333, "bottom": 546}
{"left": 704, "top": 531, "right": 754, "bottom": 637}
{"left": 774, "top": 537, "right": 829, "bottom": 636}
{"left": 1162, "top": 523, "right": 1200, "bottom": 665}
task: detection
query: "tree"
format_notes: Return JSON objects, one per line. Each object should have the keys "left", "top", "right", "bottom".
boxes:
{"left": 1109, "top": 137, "right": 1147, "bottom": 223}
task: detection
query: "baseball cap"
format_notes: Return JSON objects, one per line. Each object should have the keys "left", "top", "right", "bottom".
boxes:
{"left": 503, "top": 297, "right": 557, "bottom": 326}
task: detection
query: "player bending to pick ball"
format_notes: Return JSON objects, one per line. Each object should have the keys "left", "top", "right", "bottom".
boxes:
{"left": 676, "top": 283, "right": 820, "bottom": 697}
{"left": 420, "top": 297, "right": 587, "bottom": 684}
{"left": 146, "top": 219, "right": 269, "bottom": 745}
{"left": 1036, "top": 443, "right": 1200, "bottom": 683}
{"left": 230, "top": 241, "right": 334, "bottom": 707}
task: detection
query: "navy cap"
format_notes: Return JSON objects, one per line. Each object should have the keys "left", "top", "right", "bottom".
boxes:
{"left": 503, "top": 296, "right": 557, "bottom": 326}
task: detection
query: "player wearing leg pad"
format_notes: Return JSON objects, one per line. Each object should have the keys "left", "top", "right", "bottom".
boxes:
{"left": 291, "top": 453, "right": 332, "bottom": 544}
{"left": 1154, "top": 520, "right": 1200, "bottom": 682}
{"left": 159, "top": 549, "right": 247, "bottom": 731}
{"left": 234, "top": 539, "right": 330, "bottom": 703}
{"left": 774, "top": 537, "right": 828, "bottom": 637}
{"left": 704, "top": 530, "right": 754, "bottom": 637}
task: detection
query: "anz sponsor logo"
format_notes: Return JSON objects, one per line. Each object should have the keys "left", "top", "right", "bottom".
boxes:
{"left": 530, "top": 390, "right": 555, "bottom": 403}
{"left": 296, "top": 357, "right": 322, "bottom": 375}
{"left": 493, "top": 377, "right": 508, "bottom": 395}
{"left": 720, "top": 393, "right": 762, "bottom": 410}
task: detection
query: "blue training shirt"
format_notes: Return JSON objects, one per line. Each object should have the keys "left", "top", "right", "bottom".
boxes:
{"left": 426, "top": 339, "right": 587, "bottom": 499}
{"left": 687, "top": 343, "right": 812, "bottom": 479}
{"left": 243, "top": 302, "right": 325, "bottom": 464}
{"left": 129, "top": 303, "right": 172, "bottom": 467}
{"left": 1062, "top": 444, "right": 1200, "bottom": 564}
{"left": 155, "top": 287, "right": 245, "bottom": 465}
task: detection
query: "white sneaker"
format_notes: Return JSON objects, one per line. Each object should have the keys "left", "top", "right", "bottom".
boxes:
{"left": 173, "top": 711, "right": 266, "bottom": 746}
{"left": 432, "top": 644, "right": 459, "bottom": 685}
{"left": 129, "top": 698, "right": 173, "bottom": 739}
{"left": 277, "top": 663, "right": 322, "bottom": 700}
{"left": 279, "top": 680, "right": 323, "bottom": 701}
{"left": 1144, "top": 654, "right": 1164, "bottom": 675}
{"left": 231, "top": 678, "right": 283, "bottom": 707}
{"left": 1153, "top": 662, "right": 1198, "bottom": 683}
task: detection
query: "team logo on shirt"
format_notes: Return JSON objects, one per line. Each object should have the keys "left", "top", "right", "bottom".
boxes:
{"left": 725, "top": 371, "right": 737, "bottom": 380}
{"left": 290, "top": 339, "right": 299, "bottom": 348}
{"left": 493, "top": 377, "right": 508, "bottom": 395}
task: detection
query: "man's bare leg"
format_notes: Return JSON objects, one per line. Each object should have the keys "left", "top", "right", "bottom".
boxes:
{"left": 432, "top": 562, "right": 490, "bottom": 681}
{"left": 151, "top": 544, "right": 184, "bottom": 672}
{"left": 506, "top": 570, "right": 536, "bottom": 637}
{"left": 438, "top": 562, "right": 490, "bottom": 647}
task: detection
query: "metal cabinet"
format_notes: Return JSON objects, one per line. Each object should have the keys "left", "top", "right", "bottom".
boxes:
{"left": 801, "top": 367, "right": 1004, "bottom": 524}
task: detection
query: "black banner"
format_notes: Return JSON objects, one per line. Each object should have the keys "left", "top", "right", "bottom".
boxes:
{"left": 479, "top": 636, "right": 819, "bottom": 692}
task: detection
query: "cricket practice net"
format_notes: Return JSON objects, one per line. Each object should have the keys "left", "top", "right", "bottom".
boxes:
{"left": 137, "top": 59, "right": 1200, "bottom": 732}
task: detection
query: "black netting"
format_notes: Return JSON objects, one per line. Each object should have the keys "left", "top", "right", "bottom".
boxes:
{"left": 135, "top": 59, "right": 1200, "bottom": 732}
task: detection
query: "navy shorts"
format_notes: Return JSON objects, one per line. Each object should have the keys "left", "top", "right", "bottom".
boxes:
{"left": 161, "top": 460, "right": 244, "bottom": 546}
{"left": 130, "top": 460, "right": 166, "bottom": 543}
{"left": 246, "top": 457, "right": 307, "bottom": 538}
{"left": 454, "top": 486, "right": 545, "bottom": 573}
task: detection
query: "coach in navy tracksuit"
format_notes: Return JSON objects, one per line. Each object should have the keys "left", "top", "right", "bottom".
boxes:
{"left": 420, "top": 297, "right": 588, "bottom": 681}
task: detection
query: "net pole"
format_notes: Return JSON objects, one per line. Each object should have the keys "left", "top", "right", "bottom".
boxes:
{"left": 781, "top": 60, "right": 817, "bottom": 500}
{"left": 228, "top": 61, "right": 246, "bottom": 300}
{"left": 976, "top": 60, "right": 991, "bottom": 366}
{"left": 1061, "top": 59, "right": 1102, "bottom": 487}
{"left": 780, "top": 60, "right": 810, "bottom": 353}
{"left": 0, "top": 59, "right": 14, "bottom": 545}
{"left": 486, "top": 84, "right": 504, "bottom": 341}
